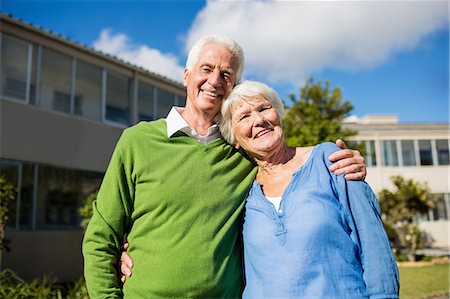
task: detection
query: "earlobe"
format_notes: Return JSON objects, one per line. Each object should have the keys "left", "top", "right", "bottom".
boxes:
{"left": 234, "top": 143, "right": 241, "bottom": 149}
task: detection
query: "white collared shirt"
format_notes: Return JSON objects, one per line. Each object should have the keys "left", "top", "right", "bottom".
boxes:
{"left": 165, "top": 107, "right": 222, "bottom": 144}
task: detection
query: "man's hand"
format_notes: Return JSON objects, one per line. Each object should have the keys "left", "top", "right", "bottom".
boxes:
{"left": 329, "top": 139, "right": 367, "bottom": 180}
{"left": 120, "top": 243, "right": 134, "bottom": 284}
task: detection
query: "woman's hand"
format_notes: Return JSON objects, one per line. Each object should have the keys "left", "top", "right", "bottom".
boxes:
{"left": 120, "top": 243, "right": 134, "bottom": 283}
{"left": 328, "top": 139, "right": 367, "bottom": 180}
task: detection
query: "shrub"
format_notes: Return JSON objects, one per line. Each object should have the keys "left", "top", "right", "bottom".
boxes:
{"left": 0, "top": 269, "right": 89, "bottom": 299}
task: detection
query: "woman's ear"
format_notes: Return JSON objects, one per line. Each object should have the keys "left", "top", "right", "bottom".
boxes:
{"left": 234, "top": 143, "right": 241, "bottom": 149}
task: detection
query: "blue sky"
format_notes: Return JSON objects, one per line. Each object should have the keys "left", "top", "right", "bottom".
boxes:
{"left": 2, "top": 0, "right": 448, "bottom": 123}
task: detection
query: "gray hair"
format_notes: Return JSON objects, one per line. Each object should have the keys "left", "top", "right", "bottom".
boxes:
{"left": 186, "top": 34, "right": 245, "bottom": 83}
{"left": 219, "top": 80, "right": 285, "bottom": 145}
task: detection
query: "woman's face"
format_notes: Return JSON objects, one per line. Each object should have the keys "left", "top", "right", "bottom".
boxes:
{"left": 231, "top": 95, "right": 284, "bottom": 158}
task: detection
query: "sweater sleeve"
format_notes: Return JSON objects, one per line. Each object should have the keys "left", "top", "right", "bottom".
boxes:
{"left": 82, "top": 133, "right": 135, "bottom": 298}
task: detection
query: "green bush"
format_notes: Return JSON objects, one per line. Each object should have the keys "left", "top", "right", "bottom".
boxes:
{"left": 0, "top": 269, "right": 88, "bottom": 299}
{"left": 0, "top": 269, "right": 62, "bottom": 299}
{"left": 64, "top": 277, "right": 89, "bottom": 299}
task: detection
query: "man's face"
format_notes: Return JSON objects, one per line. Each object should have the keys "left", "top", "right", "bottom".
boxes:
{"left": 183, "top": 43, "right": 238, "bottom": 117}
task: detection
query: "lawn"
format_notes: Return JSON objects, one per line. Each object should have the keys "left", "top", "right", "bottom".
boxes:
{"left": 399, "top": 262, "right": 449, "bottom": 299}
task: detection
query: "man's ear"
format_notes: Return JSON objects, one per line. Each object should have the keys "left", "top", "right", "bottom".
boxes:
{"left": 182, "top": 68, "right": 189, "bottom": 87}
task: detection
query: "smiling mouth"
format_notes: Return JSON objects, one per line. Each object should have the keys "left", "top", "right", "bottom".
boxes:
{"left": 254, "top": 128, "right": 272, "bottom": 138}
{"left": 203, "top": 90, "right": 222, "bottom": 99}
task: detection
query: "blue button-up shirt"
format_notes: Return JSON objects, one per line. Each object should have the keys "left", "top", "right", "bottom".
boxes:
{"left": 243, "top": 142, "right": 399, "bottom": 299}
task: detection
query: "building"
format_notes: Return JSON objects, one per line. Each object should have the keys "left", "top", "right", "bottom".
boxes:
{"left": 344, "top": 115, "right": 450, "bottom": 250}
{"left": 1, "top": 14, "right": 449, "bottom": 282}
{"left": 0, "top": 14, "right": 186, "bottom": 281}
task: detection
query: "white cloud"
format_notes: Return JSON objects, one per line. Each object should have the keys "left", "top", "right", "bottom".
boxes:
{"left": 184, "top": 0, "right": 448, "bottom": 87}
{"left": 92, "top": 29, "right": 184, "bottom": 82}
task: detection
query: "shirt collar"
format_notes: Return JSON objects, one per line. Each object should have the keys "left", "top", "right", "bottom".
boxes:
{"left": 166, "top": 107, "right": 221, "bottom": 144}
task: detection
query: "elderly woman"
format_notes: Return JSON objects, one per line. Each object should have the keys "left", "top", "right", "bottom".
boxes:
{"left": 218, "top": 80, "right": 399, "bottom": 298}
{"left": 120, "top": 80, "right": 399, "bottom": 298}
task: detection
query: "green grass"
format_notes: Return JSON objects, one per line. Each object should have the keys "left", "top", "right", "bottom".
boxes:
{"left": 399, "top": 262, "right": 449, "bottom": 299}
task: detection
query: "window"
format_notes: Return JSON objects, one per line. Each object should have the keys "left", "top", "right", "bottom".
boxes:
{"left": 36, "top": 165, "right": 102, "bottom": 230}
{"left": 431, "top": 194, "right": 448, "bottom": 221}
{"left": 419, "top": 140, "right": 433, "bottom": 165}
{"left": 156, "top": 88, "right": 176, "bottom": 119}
{"left": 39, "top": 48, "right": 72, "bottom": 113}
{"left": 177, "top": 95, "right": 186, "bottom": 107}
{"left": 401, "top": 140, "right": 417, "bottom": 166}
{"left": 105, "top": 72, "right": 131, "bottom": 125}
{"left": 138, "top": 82, "right": 155, "bottom": 121}
{"left": 0, "top": 160, "right": 35, "bottom": 230}
{"left": 381, "top": 140, "right": 398, "bottom": 166}
{"left": 366, "top": 140, "right": 377, "bottom": 167}
{"left": 436, "top": 139, "right": 450, "bottom": 165}
{"left": 0, "top": 161, "right": 19, "bottom": 228}
{"left": 75, "top": 60, "right": 102, "bottom": 121}
{"left": 1, "top": 35, "right": 31, "bottom": 101}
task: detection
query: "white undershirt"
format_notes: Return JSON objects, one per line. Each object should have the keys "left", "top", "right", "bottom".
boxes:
{"left": 266, "top": 196, "right": 282, "bottom": 212}
{"left": 165, "top": 107, "right": 221, "bottom": 144}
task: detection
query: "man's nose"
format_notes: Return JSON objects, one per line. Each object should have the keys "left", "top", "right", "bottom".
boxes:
{"left": 208, "top": 69, "right": 222, "bottom": 87}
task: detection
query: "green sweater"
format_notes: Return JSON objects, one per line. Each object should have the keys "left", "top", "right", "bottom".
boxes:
{"left": 82, "top": 120, "right": 257, "bottom": 298}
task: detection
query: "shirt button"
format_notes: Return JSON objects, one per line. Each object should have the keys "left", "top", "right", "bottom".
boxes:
{"left": 278, "top": 209, "right": 283, "bottom": 214}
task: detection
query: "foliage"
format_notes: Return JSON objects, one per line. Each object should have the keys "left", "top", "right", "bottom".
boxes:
{"left": 283, "top": 77, "right": 356, "bottom": 147}
{"left": 64, "top": 277, "right": 89, "bottom": 299}
{"left": 378, "top": 175, "right": 435, "bottom": 261}
{"left": 0, "top": 269, "right": 89, "bottom": 299}
{"left": 399, "top": 262, "right": 449, "bottom": 299}
{"left": 0, "top": 269, "right": 62, "bottom": 299}
{"left": 79, "top": 190, "right": 97, "bottom": 230}
{"left": 0, "top": 176, "right": 16, "bottom": 267}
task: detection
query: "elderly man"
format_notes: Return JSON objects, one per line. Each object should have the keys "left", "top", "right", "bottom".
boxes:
{"left": 82, "top": 34, "right": 366, "bottom": 298}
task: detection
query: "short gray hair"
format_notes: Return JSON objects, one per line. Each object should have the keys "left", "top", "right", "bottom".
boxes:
{"left": 186, "top": 34, "right": 245, "bottom": 83}
{"left": 219, "top": 80, "right": 285, "bottom": 145}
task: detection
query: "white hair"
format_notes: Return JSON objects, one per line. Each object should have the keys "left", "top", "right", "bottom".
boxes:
{"left": 186, "top": 34, "right": 245, "bottom": 83}
{"left": 219, "top": 80, "right": 285, "bottom": 145}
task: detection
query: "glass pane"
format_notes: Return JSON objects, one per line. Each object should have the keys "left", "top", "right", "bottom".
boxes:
{"left": 178, "top": 95, "right": 186, "bottom": 107}
{"left": 106, "top": 72, "right": 130, "bottom": 125}
{"left": 75, "top": 60, "right": 102, "bottom": 121}
{"left": 366, "top": 140, "right": 377, "bottom": 167}
{"left": 1, "top": 35, "right": 29, "bottom": 101}
{"left": 138, "top": 82, "right": 154, "bottom": 121}
{"left": 39, "top": 48, "right": 72, "bottom": 113}
{"left": 20, "top": 163, "right": 34, "bottom": 230}
{"left": 0, "top": 160, "right": 19, "bottom": 228}
{"left": 382, "top": 140, "right": 398, "bottom": 166}
{"left": 29, "top": 46, "right": 38, "bottom": 105}
{"left": 436, "top": 139, "right": 450, "bottom": 165}
{"left": 419, "top": 140, "right": 433, "bottom": 165}
{"left": 401, "top": 140, "right": 416, "bottom": 166}
{"left": 156, "top": 88, "right": 175, "bottom": 119}
{"left": 432, "top": 194, "right": 448, "bottom": 220}
{"left": 35, "top": 165, "right": 102, "bottom": 230}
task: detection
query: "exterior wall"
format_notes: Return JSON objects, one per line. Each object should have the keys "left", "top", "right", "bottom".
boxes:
{"left": 345, "top": 119, "right": 450, "bottom": 249}
{"left": 2, "top": 231, "right": 84, "bottom": 281}
{"left": 1, "top": 99, "right": 122, "bottom": 172}
{"left": 365, "top": 166, "right": 449, "bottom": 194}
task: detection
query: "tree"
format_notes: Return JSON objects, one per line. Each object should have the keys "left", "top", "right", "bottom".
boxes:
{"left": 79, "top": 191, "right": 97, "bottom": 231}
{"left": 283, "top": 77, "right": 356, "bottom": 147}
{"left": 0, "top": 176, "right": 16, "bottom": 269}
{"left": 378, "top": 175, "right": 435, "bottom": 261}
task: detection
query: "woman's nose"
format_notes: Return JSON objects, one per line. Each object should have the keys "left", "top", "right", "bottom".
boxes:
{"left": 251, "top": 112, "right": 264, "bottom": 125}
